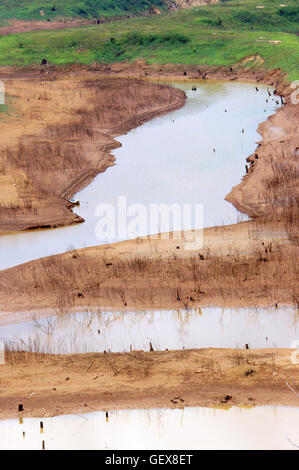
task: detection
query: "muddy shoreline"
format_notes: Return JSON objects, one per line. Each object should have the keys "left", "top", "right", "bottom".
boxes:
{"left": 0, "top": 72, "right": 186, "bottom": 232}
{"left": 0, "top": 348, "right": 297, "bottom": 420}
{"left": 0, "top": 62, "right": 294, "bottom": 233}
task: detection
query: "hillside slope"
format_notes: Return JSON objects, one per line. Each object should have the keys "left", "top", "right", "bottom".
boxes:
{"left": 0, "top": 0, "right": 297, "bottom": 81}
{"left": 0, "top": 0, "right": 216, "bottom": 21}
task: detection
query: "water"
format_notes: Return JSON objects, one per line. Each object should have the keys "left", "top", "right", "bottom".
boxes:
{"left": 1, "top": 306, "right": 297, "bottom": 354}
{"left": 0, "top": 81, "right": 280, "bottom": 270}
{"left": 0, "top": 406, "right": 298, "bottom": 450}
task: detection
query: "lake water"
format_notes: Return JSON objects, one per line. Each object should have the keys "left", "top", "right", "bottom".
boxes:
{"left": 0, "top": 81, "right": 280, "bottom": 270}
{"left": 0, "top": 406, "right": 298, "bottom": 450}
{"left": 1, "top": 306, "right": 297, "bottom": 354}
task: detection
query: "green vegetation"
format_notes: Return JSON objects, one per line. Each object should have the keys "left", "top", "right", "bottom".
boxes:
{"left": 0, "top": 0, "right": 167, "bottom": 20}
{"left": 0, "top": 0, "right": 298, "bottom": 80}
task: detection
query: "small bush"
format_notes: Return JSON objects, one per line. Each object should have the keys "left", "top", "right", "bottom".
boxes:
{"left": 123, "top": 31, "right": 189, "bottom": 47}
{"left": 233, "top": 10, "right": 264, "bottom": 24}
{"left": 196, "top": 17, "right": 223, "bottom": 27}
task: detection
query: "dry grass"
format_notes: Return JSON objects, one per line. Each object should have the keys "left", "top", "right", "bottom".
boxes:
{"left": 0, "top": 231, "right": 298, "bottom": 312}
{"left": 261, "top": 157, "right": 299, "bottom": 245}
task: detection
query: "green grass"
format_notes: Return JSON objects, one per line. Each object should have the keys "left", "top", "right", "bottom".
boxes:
{"left": 0, "top": 0, "right": 298, "bottom": 80}
{"left": 0, "top": 0, "right": 167, "bottom": 21}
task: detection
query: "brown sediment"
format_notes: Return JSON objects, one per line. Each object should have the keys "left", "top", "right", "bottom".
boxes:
{"left": 0, "top": 348, "right": 297, "bottom": 420}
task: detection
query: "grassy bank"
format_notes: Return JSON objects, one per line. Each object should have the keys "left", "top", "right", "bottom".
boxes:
{"left": 0, "top": 0, "right": 298, "bottom": 79}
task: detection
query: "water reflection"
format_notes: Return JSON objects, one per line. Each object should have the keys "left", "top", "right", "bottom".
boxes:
{"left": 0, "top": 406, "right": 298, "bottom": 450}
{"left": 0, "top": 306, "right": 297, "bottom": 354}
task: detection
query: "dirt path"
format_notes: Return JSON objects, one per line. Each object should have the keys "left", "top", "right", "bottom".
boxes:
{"left": 0, "top": 348, "right": 297, "bottom": 420}
{"left": 0, "top": 19, "right": 95, "bottom": 37}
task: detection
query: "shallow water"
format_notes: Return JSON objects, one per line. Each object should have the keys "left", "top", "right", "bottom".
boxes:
{"left": 0, "top": 81, "right": 280, "bottom": 270}
{"left": 1, "top": 306, "right": 297, "bottom": 354}
{"left": 0, "top": 406, "right": 298, "bottom": 450}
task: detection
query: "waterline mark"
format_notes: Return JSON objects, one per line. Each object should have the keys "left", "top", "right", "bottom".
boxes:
{"left": 95, "top": 196, "right": 203, "bottom": 250}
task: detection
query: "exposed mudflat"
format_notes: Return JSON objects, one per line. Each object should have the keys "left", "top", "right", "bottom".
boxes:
{"left": 0, "top": 348, "right": 298, "bottom": 420}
